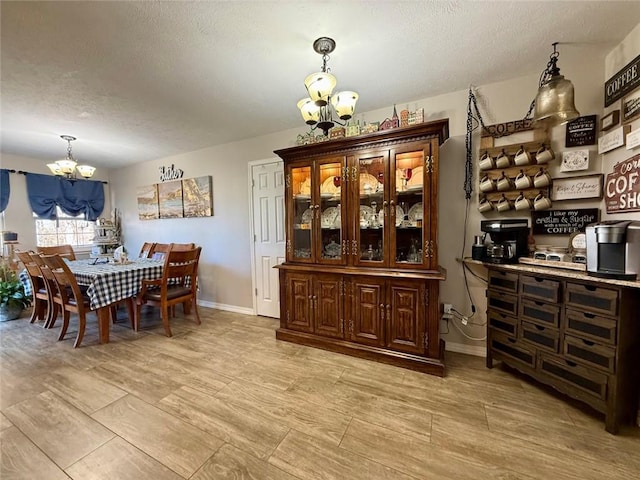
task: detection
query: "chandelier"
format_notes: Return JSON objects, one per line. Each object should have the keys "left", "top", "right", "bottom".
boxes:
{"left": 297, "top": 37, "right": 359, "bottom": 136}
{"left": 47, "top": 135, "right": 96, "bottom": 179}
{"left": 532, "top": 43, "right": 580, "bottom": 126}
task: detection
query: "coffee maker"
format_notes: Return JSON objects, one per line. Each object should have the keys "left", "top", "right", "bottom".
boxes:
{"left": 481, "top": 219, "right": 529, "bottom": 263}
{"left": 586, "top": 220, "right": 640, "bottom": 280}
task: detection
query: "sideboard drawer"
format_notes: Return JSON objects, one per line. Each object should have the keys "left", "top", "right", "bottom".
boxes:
{"left": 521, "top": 321, "right": 560, "bottom": 353}
{"left": 564, "top": 335, "right": 616, "bottom": 374}
{"left": 538, "top": 353, "right": 608, "bottom": 400}
{"left": 488, "top": 309, "right": 518, "bottom": 337}
{"left": 520, "top": 298, "right": 561, "bottom": 328}
{"left": 487, "top": 290, "right": 518, "bottom": 316}
{"left": 490, "top": 331, "right": 535, "bottom": 368}
{"left": 565, "top": 308, "right": 617, "bottom": 345}
{"left": 520, "top": 275, "right": 560, "bottom": 303}
{"left": 566, "top": 282, "right": 619, "bottom": 317}
{"left": 488, "top": 270, "right": 519, "bottom": 293}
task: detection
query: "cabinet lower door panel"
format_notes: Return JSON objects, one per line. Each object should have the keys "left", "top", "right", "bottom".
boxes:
{"left": 387, "top": 282, "right": 425, "bottom": 355}
{"left": 314, "top": 275, "right": 344, "bottom": 338}
{"left": 285, "top": 274, "right": 313, "bottom": 333}
{"left": 349, "top": 279, "right": 385, "bottom": 347}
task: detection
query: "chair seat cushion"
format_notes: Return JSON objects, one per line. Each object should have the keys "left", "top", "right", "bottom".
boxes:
{"left": 144, "top": 286, "right": 192, "bottom": 301}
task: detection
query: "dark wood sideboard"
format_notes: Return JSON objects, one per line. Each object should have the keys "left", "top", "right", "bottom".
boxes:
{"left": 274, "top": 121, "right": 450, "bottom": 376}
{"left": 485, "top": 263, "right": 640, "bottom": 434}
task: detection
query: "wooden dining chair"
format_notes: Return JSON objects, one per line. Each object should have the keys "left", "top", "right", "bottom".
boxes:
{"left": 30, "top": 253, "right": 60, "bottom": 328}
{"left": 139, "top": 242, "right": 156, "bottom": 259}
{"left": 41, "top": 254, "right": 98, "bottom": 347}
{"left": 134, "top": 246, "right": 202, "bottom": 337}
{"left": 148, "top": 243, "right": 171, "bottom": 260}
{"left": 15, "top": 251, "right": 49, "bottom": 325}
{"left": 38, "top": 245, "right": 76, "bottom": 261}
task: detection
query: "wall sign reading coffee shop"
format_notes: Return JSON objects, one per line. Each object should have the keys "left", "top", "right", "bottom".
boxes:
{"left": 605, "top": 153, "right": 640, "bottom": 213}
{"left": 531, "top": 209, "right": 599, "bottom": 235}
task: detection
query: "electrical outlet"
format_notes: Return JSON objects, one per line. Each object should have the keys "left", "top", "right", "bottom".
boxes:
{"left": 443, "top": 303, "right": 453, "bottom": 314}
{"left": 461, "top": 317, "right": 468, "bottom": 326}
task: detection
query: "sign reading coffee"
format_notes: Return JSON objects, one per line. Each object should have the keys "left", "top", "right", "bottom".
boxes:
{"left": 605, "top": 153, "right": 640, "bottom": 213}
{"left": 531, "top": 209, "right": 599, "bottom": 235}
{"left": 565, "top": 115, "right": 597, "bottom": 147}
{"left": 604, "top": 54, "right": 640, "bottom": 107}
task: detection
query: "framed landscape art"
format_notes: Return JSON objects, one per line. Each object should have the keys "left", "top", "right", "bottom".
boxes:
{"left": 136, "top": 176, "right": 214, "bottom": 220}
{"left": 137, "top": 184, "right": 159, "bottom": 220}
{"left": 158, "top": 180, "right": 184, "bottom": 218}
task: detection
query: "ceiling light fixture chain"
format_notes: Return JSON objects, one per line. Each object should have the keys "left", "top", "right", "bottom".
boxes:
{"left": 297, "top": 37, "right": 358, "bottom": 137}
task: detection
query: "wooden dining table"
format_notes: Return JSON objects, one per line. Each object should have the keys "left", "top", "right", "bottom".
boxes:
{"left": 22, "top": 258, "right": 164, "bottom": 344}
{"left": 69, "top": 258, "right": 164, "bottom": 343}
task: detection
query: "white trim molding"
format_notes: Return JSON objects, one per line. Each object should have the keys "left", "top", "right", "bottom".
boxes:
{"left": 197, "top": 300, "right": 254, "bottom": 316}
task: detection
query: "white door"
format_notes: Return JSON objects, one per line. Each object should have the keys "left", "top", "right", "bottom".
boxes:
{"left": 251, "top": 160, "right": 285, "bottom": 318}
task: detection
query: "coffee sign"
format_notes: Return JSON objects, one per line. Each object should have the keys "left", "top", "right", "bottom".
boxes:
{"left": 565, "top": 115, "right": 597, "bottom": 147}
{"left": 604, "top": 54, "right": 640, "bottom": 107}
{"left": 531, "top": 209, "right": 599, "bottom": 235}
{"left": 605, "top": 153, "right": 640, "bottom": 213}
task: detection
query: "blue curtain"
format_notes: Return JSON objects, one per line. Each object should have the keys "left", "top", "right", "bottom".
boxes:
{"left": 25, "top": 173, "right": 105, "bottom": 221}
{"left": 0, "top": 169, "right": 9, "bottom": 213}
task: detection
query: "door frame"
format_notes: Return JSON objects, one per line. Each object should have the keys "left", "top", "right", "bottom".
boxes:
{"left": 248, "top": 157, "right": 284, "bottom": 317}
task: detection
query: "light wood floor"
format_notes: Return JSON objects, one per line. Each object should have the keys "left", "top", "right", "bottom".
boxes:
{"left": 1, "top": 306, "right": 639, "bottom": 479}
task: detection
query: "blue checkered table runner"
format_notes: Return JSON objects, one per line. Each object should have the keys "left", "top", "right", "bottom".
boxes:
{"left": 67, "top": 258, "right": 164, "bottom": 310}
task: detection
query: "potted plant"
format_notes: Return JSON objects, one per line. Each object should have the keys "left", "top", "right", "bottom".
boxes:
{"left": 0, "top": 258, "right": 31, "bottom": 321}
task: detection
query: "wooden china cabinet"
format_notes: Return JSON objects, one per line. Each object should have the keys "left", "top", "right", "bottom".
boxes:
{"left": 275, "top": 120, "right": 449, "bottom": 376}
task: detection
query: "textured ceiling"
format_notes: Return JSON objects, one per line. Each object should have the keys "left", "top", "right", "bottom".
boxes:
{"left": 1, "top": 1, "right": 639, "bottom": 169}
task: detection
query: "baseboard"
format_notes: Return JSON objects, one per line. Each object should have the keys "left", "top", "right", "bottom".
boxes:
{"left": 197, "top": 300, "right": 254, "bottom": 315}
{"left": 445, "top": 341, "right": 486, "bottom": 357}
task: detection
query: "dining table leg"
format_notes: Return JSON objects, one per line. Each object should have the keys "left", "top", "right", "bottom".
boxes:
{"left": 97, "top": 307, "right": 111, "bottom": 344}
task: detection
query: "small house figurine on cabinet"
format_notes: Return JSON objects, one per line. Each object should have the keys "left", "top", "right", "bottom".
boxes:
{"left": 400, "top": 109, "right": 409, "bottom": 127}
{"left": 346, "top": 120, "right": 361, "bottom": 137}
{"left": 379, "top": 105, "right": 400, "bottom": 131}
{"left": 329, "top": 127, "right": 346, "bottom": 139}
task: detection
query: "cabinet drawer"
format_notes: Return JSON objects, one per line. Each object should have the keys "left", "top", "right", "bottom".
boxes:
{"left": 564, "top": 335, "right": 616, "bottom": 374}
{"left": 490, "top": 331, "right": 535, "bottom": 368}
{"left": 487, "top": 309, "right": 518, "bottom": 337}
{"left": 520, "top": 298, "right": 561, "bottom": 328}
{"left": 521, "top": 321, "right": 560, "bottom": 353}
{"left": 565, "top": 283, "right": 619, "bottom": 317}
{"left": 520, "top": 275, "right": 560, "bottom": 302}
{"left": 565, "top": 308, "right": 617, "bottom": 346}
{"left": 487, "top": 290, "right": 518, "bottom": 316}
{"left": 538, "top": 353, "right": 608, "bottom": 400}
{"left": 488, "top": 270, "right": 519, "bottom": 293}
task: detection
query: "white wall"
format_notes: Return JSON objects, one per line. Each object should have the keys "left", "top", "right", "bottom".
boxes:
{"left": 602, "top": 22, "right": 640, "bottom": 221}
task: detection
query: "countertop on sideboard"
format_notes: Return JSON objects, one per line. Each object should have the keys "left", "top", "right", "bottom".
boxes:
{"left": 462, "top": 258, "right": 640, "bottom": 290}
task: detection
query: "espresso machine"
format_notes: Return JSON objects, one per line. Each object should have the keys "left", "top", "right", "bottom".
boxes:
{"left": 586, "top": 220, "right": 640, "bottom": 280}
{"left": 480, "top": 219, "right": 529, "bottom": 263}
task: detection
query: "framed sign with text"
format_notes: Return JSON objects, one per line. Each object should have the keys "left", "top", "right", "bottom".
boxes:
{"left": 600, "top": 110, "right": 619, "bottom": 131}
{"left": 605, "top": 154, "right": 640, "bottom": 213}
{"left": 604, "top": 54, "right": 640, "bottom": 107}
{"left": 622, "top": 88, "right": 640, "bottom": 123}
{"left": 531, "top": 209, "right": 599, "bottom": 235}
{"left": 551, "top": 174, "right": 603, "bottom": 201}
{"left": 565, "top": 115, "right": 597, "bottom": 147}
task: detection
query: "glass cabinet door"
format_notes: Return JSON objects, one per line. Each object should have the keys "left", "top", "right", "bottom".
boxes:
{"left": 318, "top": 158, "right": 346, "bottom": 264}
{"left": 391, "top": 148, "right": 426, "bottom": 268}
{"left": 289, "top": 164, "right": 314, "bottom": 262}
{"left": 354, "top": 152, "right": 388, "bottom": 266}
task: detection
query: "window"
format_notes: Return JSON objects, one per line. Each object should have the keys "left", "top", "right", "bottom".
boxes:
{"left": 34, "top": 208, "right": 95, "bottom": 248}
